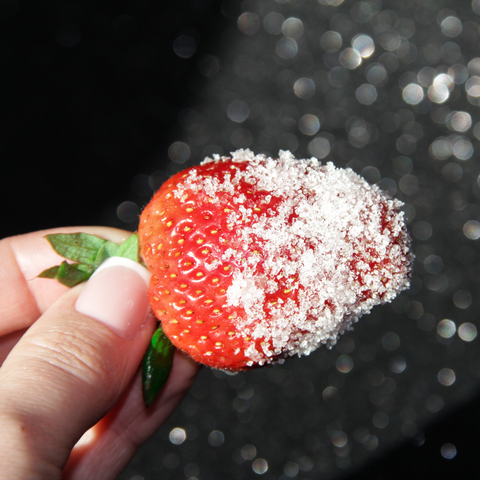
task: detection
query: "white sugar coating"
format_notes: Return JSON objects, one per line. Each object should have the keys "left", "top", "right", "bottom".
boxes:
{"left": 176, "top": 149, "right": 413, "bottom": 363}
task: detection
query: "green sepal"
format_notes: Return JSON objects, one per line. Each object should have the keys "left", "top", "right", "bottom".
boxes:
{"left": 58, "top": 261, "right": 92, "bottom": 287}
{"left": 116, "top": 232, "right": 140, "bottom": 262}
{"left": 93, "top": 241, "right": 120, "bottom": 269}
{"left": 39, "top": 232, "right": 141, "bottom": 286}
{"left": 37, "top": 265, "right": 60, "bottom": 279}
{"left": 45, "top": 233, "right": 109, "bottom": 265}
{"left": 142, "top": 325, "right": 174, "bottom": 408}
{"left": 38, "top": 261, "right": 92, "bottom": 287}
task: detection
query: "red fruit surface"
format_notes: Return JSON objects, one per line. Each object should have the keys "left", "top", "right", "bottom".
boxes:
{"left": 139, "top": 150, "right": 413, "bottom": 371}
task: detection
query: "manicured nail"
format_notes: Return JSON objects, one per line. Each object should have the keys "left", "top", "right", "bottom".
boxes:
{"left": 75, "top": 257, "right": 151, "bottom": 339}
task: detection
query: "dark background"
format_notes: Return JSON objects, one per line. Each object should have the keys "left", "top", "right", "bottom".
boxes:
{"left": 2, "top": 1, "right": 480, "bottom": 479}
{"left": 1, "top": 0, "right": 229, "bottom": 237}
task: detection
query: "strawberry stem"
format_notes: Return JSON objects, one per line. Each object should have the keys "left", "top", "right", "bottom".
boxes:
{"left": 142, "top": 325, "right": 175, "bottom": 407}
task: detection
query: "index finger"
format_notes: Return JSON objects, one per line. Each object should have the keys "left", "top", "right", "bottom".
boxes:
{"left": 0, "top": 226, "right": 134, "bottom": 337}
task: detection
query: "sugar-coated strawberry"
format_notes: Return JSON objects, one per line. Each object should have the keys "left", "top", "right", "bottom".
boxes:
{"left": 139, "top": 150, "right": 413, "bottom": 371}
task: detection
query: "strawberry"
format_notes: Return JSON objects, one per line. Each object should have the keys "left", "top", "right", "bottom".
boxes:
{"left": 138, "top": 149, "right": 413, "bottom": 371}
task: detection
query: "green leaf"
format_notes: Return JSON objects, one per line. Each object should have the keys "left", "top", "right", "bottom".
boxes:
{"left": 93, "top": 241, "right": 120, "bottom": 269}
{"left": 75, "top": 263, "right": 95, "bottom": 274}
{"left": 45, "top": 233, "right": 108, "bottom": 265}
{"left": 57, "top": 261, "right": 92, "bottom": 287}
{"left": 38, "top": 265, "right": 60, "bottom": 279}
{"left": 142, "top": 326, "right": 174, "bottom": 408}
{"left": 39, "top": 233, "right": 142, "bottom": 286}
{"left": 38, "top": 261, "right": 92, "bottom": 287}
{"left": 117, "top": 233, "right": 140, "bottom": 262}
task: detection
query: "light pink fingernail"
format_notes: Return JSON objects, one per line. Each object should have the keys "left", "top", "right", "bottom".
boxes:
{"left": 75, "top": 257, "right": 151, "bottom": 339}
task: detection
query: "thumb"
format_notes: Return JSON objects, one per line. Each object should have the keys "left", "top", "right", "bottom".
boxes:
{"left": 0, "top": 257, "right": 156, "bottom": 479}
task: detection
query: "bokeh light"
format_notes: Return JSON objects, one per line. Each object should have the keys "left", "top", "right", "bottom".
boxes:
{"left": 208, "top": 430, "right": 225, "bottom": 446}
{"left": 438, "top": 368, "right": 456, "bottom": 386}
{"left": 282, "top": 17, "right": 304, "bottom": 39}
{"left": 169, "top": 428, "right": 186, "bottom": 445}
{"left": 437, "top": 319, "right": 456, "bottom": 339}
{"left": 352, "top": 34, "right": 375, "bottom": 58}
{"left": 168, "top": 141, "right": 190, "bottom": 163}
{"left": 298, "top": 114, "right": 320, "bottom": 135}
{"left": 276, "top": 37, "right": 298, "bottom": 59}
{"left": 339, "top": 48, "right": 362, "bottom": 69}
{"left": 227, "top": 100, "right": 249, "bottom": 123}
{"left": 356, "top": 84, "right": 377, "bottom": 105}
{"left": 238, "top": 12, "right": 260, "bottom": 35}
{"left": 403, "top": 84, "right": 424, "bottom": 104}
{"left": 173, "top": 35, "right": 196, "bottom": 58}
{"left": 320, "top": 31, "right": 342, "bottom": 52}
{"left": 441, "top": 443, "right": 457, "bottom": 459}
{"left": 294, "top": 78, "right": 315, "bottom": 99}
{"left": 463, "top": 220, "right": 480, "bottom": 240}
{"left": 252, "top": 459, "right": 268, "bottom": 474}
{"left": 308, "top": 137, "right": 330, "bottom": 158}
{"left": 441, "top": 17, "right": 462, "bottom": 38}
{"left": 458, "top": 323, "right": 477, "bottom": 342}
{"left": 263, "top": 12, "right": 284, "bottom": 35}
{"left": 446, "top": 111, "right": 472, "bottom": 132}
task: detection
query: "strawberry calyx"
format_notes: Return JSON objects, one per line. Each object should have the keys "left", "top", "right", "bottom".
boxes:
{"left": 39, "top": 232, "right": 142, "bottom": 286}
{"left": 142, "top": 327, "right": 175, "bottom": 407}
{"left": 38, "top": 232, "right": 173, "bottom": 408}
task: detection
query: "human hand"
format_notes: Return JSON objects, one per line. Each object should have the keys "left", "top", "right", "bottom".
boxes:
{"left": 0, "top": 227, "right": 199, "bottom": 480}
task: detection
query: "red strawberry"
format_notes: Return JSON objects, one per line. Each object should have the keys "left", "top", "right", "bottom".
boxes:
{"left": 138, "top": 150, "right": 413, "bottom": 371}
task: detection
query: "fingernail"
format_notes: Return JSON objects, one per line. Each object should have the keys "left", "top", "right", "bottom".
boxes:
{"left": 75, "top": 257, "right": 151, "bottom": 339}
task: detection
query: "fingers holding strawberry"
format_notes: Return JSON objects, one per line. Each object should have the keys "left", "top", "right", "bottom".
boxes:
{"left": 0, "top": 227, "right": 199, "bottom": 480}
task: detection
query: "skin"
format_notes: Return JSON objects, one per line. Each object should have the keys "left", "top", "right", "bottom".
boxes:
{"left": 0, "top": 227, "right": 199, "bottom": 480}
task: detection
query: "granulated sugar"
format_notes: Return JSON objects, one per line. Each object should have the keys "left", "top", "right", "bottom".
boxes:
{"left": 173, "top": 149, "right": 413, "bottom": 364}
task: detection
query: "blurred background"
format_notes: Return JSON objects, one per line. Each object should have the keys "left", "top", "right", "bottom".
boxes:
{"left": 2, "top": 0, "right": 480, "bottom": 478}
